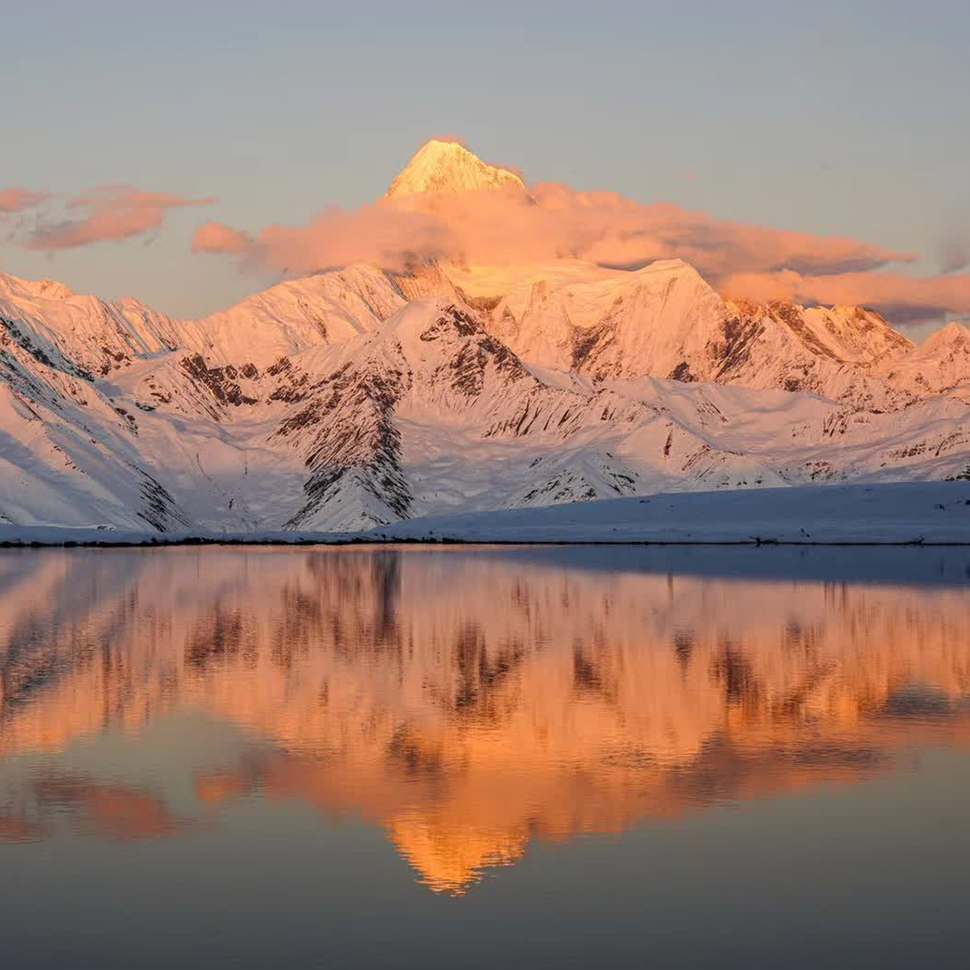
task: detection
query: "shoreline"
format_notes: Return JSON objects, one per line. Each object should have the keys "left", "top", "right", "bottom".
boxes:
{"left": 3, "top": 536, "right": 970, "bottom": 549}
{"left": 5, "top": 481, "right": 970, "bottom": 549}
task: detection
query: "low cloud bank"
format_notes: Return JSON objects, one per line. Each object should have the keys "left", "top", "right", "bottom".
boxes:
{"left": 194, "top": 184, "right": 911, "bottom": 278}
{"left": 192, "top": 178, "right": 969, "bottom": 324}
{"left": 721, "top": 269, "right": 970, "bottom": 323}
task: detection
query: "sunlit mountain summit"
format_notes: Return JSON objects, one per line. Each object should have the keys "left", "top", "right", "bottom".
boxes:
{"left": 385, "top": 138, "right": 527, "bottom": 198}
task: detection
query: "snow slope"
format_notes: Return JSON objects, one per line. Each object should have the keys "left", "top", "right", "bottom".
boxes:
{"left": 366, "top": 481, "right": 970, "bottom": 544}
{"left": 2, "top": 481, "right": 968, "bottom": 546}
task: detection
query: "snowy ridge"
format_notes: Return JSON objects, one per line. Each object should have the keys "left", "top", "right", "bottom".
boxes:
{"left": 178, "top": 264, "right": 408, "bottom": 367}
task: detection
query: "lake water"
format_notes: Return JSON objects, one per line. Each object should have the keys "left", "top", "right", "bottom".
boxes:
{"left": 2, "top": 545, "right": 970, "bottom": 968}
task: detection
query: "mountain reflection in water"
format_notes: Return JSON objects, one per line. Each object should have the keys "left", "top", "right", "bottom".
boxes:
{"left": 2, "top": 545, "right": 970, "bottom": 895}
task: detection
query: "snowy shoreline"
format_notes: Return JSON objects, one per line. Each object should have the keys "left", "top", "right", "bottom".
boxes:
{"left": 3, "top": 481, "right": 970, "bottom": 548}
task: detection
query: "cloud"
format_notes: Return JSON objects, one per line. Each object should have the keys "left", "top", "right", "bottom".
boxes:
{"left": 721, "top": 269, "right": 970, "bottom": 322}
{"left": 527, "top": 184, "right": 913, "bottom": 276}
{"left": 193, "top": 183, "right": 912, "bottom": 283}
{"left": 193, "top": 202, "right": 454, "bottom": 274}
{"left": 192, "top": 221, "right": 254, "bottom": 255}
{"left": 25, "top": 186, "right": 213, "bottom": 251}
{"left": 0, "top": 188, "right": 49, "bottom": 215}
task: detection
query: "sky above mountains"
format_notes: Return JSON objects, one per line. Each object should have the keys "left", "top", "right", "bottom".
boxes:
{"left": 2, "top": 0, "right": 968, "bottom": 333}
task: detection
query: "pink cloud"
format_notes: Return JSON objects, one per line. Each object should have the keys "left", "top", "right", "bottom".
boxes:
{"left": 194, "top": 184, "right": 911, "bottom": 283}
{"left": 26, "top": 186, "right": 213, "bottom": 251}
{"left": 0, "top": 188, "right": 49, "bottom": 215}
{"left": 475, "top": 184, "right": 914, "bottom": 276}
{"left": 192, "top": 202, "right": 454, "bottom": 274}
{"left": 192, "top": 221, "right": 254, "bottom": 255}
{"left": 721, "top": 269, "right": 970, "bottom": 322}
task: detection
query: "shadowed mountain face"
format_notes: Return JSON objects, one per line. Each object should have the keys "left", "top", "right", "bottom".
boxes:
{"left": 2, "top": 547, "right": 970, "bottom": 894}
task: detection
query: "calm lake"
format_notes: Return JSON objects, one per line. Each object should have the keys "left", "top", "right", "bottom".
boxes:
{"left": 2, "top": 545, "right": 970, "bottom": 968}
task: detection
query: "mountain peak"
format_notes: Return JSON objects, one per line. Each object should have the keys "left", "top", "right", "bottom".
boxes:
{"left": 925, "top": 320, "right": 970, "bottom": 348}
{"left": 0, "top": 271, "right": 75, "bottom": 301}
{"left": 386, "top": 139, "right": 526, "bottom": 199}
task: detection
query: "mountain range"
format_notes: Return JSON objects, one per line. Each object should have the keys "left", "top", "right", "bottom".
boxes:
{"left": 2, "top": 140, "right": 969, "bottom": 533}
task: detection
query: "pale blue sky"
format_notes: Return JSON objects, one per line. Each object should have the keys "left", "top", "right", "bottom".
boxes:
{"left": 2, "top": 0, "right": 968, "bottom": 319}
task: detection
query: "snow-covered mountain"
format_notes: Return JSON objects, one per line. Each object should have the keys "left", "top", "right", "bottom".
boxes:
{"left": 2, "top": 143, "right": 969, "bottom": 534}
{"left": 386, "top": 139, "right": 527, "bottom": 199}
